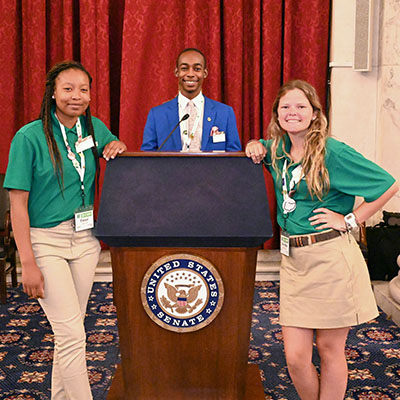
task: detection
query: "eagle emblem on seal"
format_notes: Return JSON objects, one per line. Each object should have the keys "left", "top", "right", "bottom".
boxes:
{"left": 161, "top": 283, "right": 203, "bottom": 314}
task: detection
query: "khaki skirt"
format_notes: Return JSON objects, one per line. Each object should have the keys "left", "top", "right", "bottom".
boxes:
{"left": 280, "top": 231, "right": 378, "bottom": 329}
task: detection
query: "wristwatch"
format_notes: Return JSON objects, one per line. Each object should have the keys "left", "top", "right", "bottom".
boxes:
{"left": 344, "top": 212, "right": 358, "bottom": 231}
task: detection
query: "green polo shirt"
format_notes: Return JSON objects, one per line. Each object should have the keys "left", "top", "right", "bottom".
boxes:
{"left": 260, "top": 136, "right": 395, "bottom": 235}
{"left": 4, "top": 111, "right": 118, "bottom": 228}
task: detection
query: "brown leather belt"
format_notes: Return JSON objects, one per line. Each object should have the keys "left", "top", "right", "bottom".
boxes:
{"left": 289, "top": 229, "right": 342, "bottom": 248}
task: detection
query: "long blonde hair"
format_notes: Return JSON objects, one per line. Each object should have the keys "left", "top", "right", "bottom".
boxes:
{"left": 267, "top": 80, "right": 330, "bottom": 200}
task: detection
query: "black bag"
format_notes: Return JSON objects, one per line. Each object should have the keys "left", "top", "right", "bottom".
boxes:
{"left": 366, "top": 217, "right": 400, "bottom": 280}
{"left": 383, "top": 210, "right": 400, "bottom": 227}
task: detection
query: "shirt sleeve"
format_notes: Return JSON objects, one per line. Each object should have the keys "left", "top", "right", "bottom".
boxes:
{"left": 327, "top": 139, "right": 395, "bottom": 202}
{"left": 3, "top": 132, "right": 34, "bottom": 192}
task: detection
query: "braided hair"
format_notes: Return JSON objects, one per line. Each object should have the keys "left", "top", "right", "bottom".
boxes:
{"left": 39, "top": 60, "right": 100, "bottom": 191}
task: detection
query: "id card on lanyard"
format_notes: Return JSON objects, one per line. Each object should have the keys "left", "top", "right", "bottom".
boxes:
{"left": 56, "top": 115, "right": 95, "bottom": 232}
{"left": 280, "top": 159, "right": 303, "bottom": 256}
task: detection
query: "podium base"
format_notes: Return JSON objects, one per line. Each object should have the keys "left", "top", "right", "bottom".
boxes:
{"left": 107, "top": 363, "right": 265, "bottom": 400}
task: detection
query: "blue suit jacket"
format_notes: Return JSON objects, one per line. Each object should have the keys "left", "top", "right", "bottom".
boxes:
{"left": 141, "top": 96, "right": 242, "bottom": 151}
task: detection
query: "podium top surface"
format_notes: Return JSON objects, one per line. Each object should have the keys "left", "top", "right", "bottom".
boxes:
{"left": 95, "top": 152, "right": 273, "bottom": 247}
{"left": 117, "top": 151, "right": 246, "bottom": 157}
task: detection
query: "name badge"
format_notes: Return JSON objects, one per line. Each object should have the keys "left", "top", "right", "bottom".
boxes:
{"left": 280, "top": 230, "right": 290, "bottom": 257}
{"left": 212, "top": 132, "right": 226, "bottom": 143}
{"left": 74, "top": 206, "right": 94, "bottom": 232}
{"left": 75, "top": 135, "right": 95, "bottom": 153}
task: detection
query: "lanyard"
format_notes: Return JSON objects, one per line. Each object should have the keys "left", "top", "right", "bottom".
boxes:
{"left": 282, "top": 159, "right": 303, "bottom": 203}
{"left": 280, "top": 159, "right": 303, "bottom": 253}
{"left": 281, "top": 159, "right": 303, "bottom": 232}
{"left": 56, "top": 115, "right": 86, "bottom": 207}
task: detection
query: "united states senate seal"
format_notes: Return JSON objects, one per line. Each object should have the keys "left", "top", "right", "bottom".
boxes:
{"left": 141, "top": 254, "right": 224, "bottom": 333}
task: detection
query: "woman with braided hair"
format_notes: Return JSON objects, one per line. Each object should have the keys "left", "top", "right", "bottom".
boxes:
{"left": 246, "top": 80, "right": 398, "bottom": 399}
{"left": 4, "top": 60, "right": 126, "bottom": 399}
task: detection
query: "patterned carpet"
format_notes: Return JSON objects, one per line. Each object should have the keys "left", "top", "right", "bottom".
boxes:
{"left": 0, "top": 281, "right": 399, "bottom": 399}
{"left": 251, "top": 281, "right": 400, "bottom": 400}
{"left": 0, "top": 282, "right": 119, "bottom": 400}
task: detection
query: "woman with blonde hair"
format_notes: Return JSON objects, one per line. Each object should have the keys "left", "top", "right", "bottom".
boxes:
{"left": 246, "top": 80, "right": 398, "bottom": 399}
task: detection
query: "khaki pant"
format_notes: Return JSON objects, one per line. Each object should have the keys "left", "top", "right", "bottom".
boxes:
{"left": 30, "top": 219, "right": 101, "bottom": 400}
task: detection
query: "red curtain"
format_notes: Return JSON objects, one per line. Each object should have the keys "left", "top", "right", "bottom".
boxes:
{"left": 0, "top": 0, "right": 113, "bottom": 167}
{"left": 0, "top": 0, "right": 330, "bottom": 248}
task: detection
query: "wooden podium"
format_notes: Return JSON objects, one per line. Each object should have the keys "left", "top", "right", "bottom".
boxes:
{"left": 95, "top": 152, "right": 272, "bottom": 400}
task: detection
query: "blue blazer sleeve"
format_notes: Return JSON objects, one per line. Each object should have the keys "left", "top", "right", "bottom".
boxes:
{"left": 225, "top": 106, "right": 241, "bottom": 151}
{"left": 141, "top": 98, "right": 181, "bottom": 151}
{"left": 141, "top": 108, "right": 158, "bottom": 151}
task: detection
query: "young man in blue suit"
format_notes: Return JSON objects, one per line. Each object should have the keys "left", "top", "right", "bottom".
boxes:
{"left": 141, "top": 48, "right": 242, "bottom": 152}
